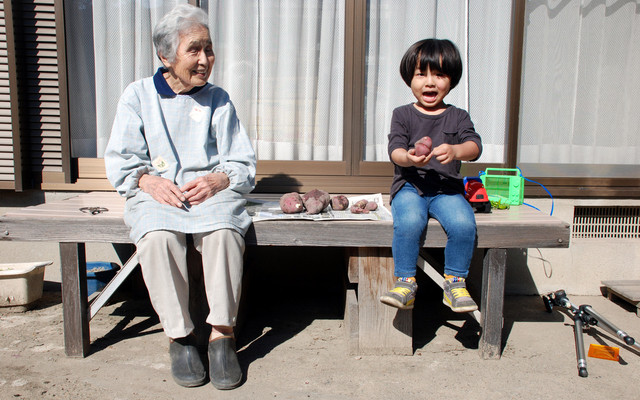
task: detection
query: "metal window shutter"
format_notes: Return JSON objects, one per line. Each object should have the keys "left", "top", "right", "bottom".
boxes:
{"left": 19, "top": 0, "right": 62, "bottom": 179}
{"left": 0, "top": 0, "right": 15, "bottom": 183}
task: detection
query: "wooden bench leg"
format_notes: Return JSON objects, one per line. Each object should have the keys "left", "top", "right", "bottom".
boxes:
{"left": 353, "top": 247, "right": 412, "bottom": 355}
{"left": 89, "top": 252, "right": 139, "bottom": 320}
{"left": 344, "top": 288, "right": 359, "bottom": 355}
{"left": 60, "top": 242, "right": 90, "bottom": 357}
{"left": 479, "top": 248, "right": 507, "bottom": 360}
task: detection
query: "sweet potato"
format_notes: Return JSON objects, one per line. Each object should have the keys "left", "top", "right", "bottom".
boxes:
{"left": 331, "top": 195, "right": 349, "bottom": 211}
{"left": 365, "top": 201, "right": 378, "bottom": 211}
{"left": 349, "top": 199, "right": 372, "bottom": 214}
{"left": 350, "top": 205, "right": 369, "bottom": 214}
{"left": 279, "top": 192, "right": 304, "bottom": 214}
{"left": 414, "top": 136, "right": 432, "bottom": 157}
{"left": 302, "top": 189, "right": 330, "bottom": 214}
{"left": 352, "top": 199, "right": 368, "bottom": 209}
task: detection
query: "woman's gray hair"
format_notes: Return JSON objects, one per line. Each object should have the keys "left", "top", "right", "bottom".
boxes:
{"left": 153, "top": 4, "right": 209, "bottom": 63}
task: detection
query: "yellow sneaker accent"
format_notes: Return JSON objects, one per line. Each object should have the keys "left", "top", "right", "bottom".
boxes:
{"left": 390, "top": 286, "right": 413, "bottom": 297}
{"left": 443, "top": 278, "right": 478, "bottom": 312}
{"left": 450, "top": 287, "right": 471, "bottom": 299}
{"left": 380, "top": 279, "right": 418, "bottom": 310}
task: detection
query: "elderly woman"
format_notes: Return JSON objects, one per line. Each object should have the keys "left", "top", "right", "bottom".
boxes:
{"left": 104, "top": 4, "right": 255, "bottom": 391}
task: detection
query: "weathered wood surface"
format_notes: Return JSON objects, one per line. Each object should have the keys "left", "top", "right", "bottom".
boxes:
{"left": 59, "top": 242, "right": 90, "bottom": 357}
{"left": 479, "top": 248, "right": 507, "bottom": 359}
{"left": 1, "top": 191, "right": 571, "bottom": 249}
{"left": 351, "top": 247, "right": 412, "bottom": 355}
{"left": 602, "top": 280, "right": 640, "bottom": 317}
{"left": 344, "top": 289, "right": 359, "bottom": 355}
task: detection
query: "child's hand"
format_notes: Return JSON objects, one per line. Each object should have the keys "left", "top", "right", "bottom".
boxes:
{"left": 431, "top": 141, "right": 480, "bottom": 164}
{"left": 430, "top": 144, "right": 456, "bottom": 164}
{"left": 407, "top": 148, "right": 433, "bottom": 167}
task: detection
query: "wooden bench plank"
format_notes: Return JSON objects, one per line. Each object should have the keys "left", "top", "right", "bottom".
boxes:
{"left": 601, "top": 280, "right": 640, "bottom": 317}
{"left": 2, "top": 191, "right": 571, "bottom": 249}
{"left": 601, "top": 280, "right": 640, "bottom": 288}
{"left": 2, "top": 214, "right": 569, "bottom": 249}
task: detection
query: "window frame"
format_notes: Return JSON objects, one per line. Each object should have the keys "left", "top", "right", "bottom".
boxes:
{"left": 46, "top": 0, "right": 639, "bottom": 197}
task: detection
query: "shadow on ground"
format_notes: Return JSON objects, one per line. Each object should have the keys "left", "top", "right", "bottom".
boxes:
{"left": 67, "top": 245, "right": 577, "bottom": 361}
{"left": 236, "top": 246, "right": 346, "bottom": 371}
{"left": 90, "top": 299, "right": 163, "bottom": 353}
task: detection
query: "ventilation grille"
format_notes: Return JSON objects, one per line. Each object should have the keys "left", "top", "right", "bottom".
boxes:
{"left": 572, "top": 206, "right": 640, "bottom": 239}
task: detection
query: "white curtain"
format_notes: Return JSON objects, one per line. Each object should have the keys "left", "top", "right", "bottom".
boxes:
{"left": 364, "top": 1, "right": 512, "bottom": 162}
{"left": 204, "top": 0, "right": 345, "bottom": 161}
{"left": 519, "top": 0, "right": 640, "bottom": 166}
{"left": 92, "top": 1, "right": 514, "bottom": 162}
{"left": 93, "top": 0, "right": 186, "bottom": 157}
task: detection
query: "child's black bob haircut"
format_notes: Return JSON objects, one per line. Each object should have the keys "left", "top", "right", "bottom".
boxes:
{"left": 399, "top": 39, "right": 463, "bottom": 89}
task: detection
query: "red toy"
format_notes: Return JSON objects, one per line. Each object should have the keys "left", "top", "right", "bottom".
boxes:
{"left": 464, "top": 177, "right": 491, "bottom": 213}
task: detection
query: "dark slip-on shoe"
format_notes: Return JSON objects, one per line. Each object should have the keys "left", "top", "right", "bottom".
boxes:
{"left": 169, "top": 336, "right": 207, "bottom": 387}
{"left": 208, "top": 337, "right": 242, "bottom": 390}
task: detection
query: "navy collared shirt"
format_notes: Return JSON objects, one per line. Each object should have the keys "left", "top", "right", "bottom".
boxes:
{"left": 153, "top": 67, "right": 205, "bottom": 96}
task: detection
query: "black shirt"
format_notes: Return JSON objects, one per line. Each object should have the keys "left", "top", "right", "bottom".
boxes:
{"left": 387, "top": 103, "right": 482, "bottom": 200}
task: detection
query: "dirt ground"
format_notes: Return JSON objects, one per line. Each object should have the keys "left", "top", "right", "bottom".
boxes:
{"left": 1, "top": 249, "right": 640, "bottom": 400}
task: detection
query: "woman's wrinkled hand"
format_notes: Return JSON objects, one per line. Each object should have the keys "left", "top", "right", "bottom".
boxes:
{"left": 180, "top": 172, "right": 229, "bottom": 206}
{"left": 138, "top": 174, "right": 186, "bottom": 208}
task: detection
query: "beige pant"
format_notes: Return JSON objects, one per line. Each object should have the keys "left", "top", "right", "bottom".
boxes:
{"left": 137, "top": 229, "right": 245, "bottom": 339}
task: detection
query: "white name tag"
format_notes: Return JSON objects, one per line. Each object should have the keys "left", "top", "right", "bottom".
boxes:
{"left": 189, "top": 106, "right": 204, "bottom": 122}
{"left": 152, "top": 156, "right": 170, "bottom": 172}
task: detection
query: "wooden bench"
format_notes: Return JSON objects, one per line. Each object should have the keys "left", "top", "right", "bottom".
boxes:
{"left": 601, "top": 280, "right": 640, "bottom": 317}
{"left": 0, "top": 191, "right": 570, "bottom": 359}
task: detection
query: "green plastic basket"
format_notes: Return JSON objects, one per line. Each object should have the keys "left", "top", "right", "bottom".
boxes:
{"left": 480, "top": 168, "right": 524, "bottom": 206}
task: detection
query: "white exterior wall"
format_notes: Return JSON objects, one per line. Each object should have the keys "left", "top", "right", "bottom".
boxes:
{"left": 505, "top": 198, "right": 640, "bottom": 296}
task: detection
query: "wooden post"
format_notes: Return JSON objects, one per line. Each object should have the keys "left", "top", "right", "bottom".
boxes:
{"left": 355, "top": 247, "right": 412, "bottom": 355}
{"left": 479, "top": 248, "right": 507, "bottom": 359}
{"left": 59, "top": 242, "right": 90, "bottom": 357}
{"left": 344, "top": 288, "right": 360, "bottom": 355}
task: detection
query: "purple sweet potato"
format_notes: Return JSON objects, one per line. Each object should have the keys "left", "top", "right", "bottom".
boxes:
{"left": 349, "top": 199, "right": 371, "bottom": 214}
{"left": 331, "top": 195, "right": 349, "bottom": 211}
{"left": 414, "top": 136, "right": 433, "bottom": 157}
{"left": 350, "top": 205, "right": 369, "bottom": 214}
{"left": 279, "top": 192, "right": 304, "bottom": 214}
{"left": 302, "top": 189, "right": 330, "bottom": 214}
{"left": 352, "top": 199, "right": 368, "bottom": 209}
{"left": 365, "top": 201, "right": 378, "bottom": 211}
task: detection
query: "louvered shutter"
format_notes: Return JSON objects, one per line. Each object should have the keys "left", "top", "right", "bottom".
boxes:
{"left": 0, "top": 0, "right": 15, "bottom": 186}
{"left": 20, "top": 0, "right": 62, "bottom": 183}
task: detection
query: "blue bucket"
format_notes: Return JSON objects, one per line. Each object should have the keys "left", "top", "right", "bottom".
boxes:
{"left": 86, "top": 262, "right": 120, "bottom": 296}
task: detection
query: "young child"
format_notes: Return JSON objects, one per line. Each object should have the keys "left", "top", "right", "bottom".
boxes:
{"left": 379, "top": 38, "right": 482, "bottom": 313}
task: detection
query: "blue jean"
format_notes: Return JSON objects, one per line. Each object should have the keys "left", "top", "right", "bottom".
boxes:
{"left": 391, "top": 182, "right": 477, "bottom": 278}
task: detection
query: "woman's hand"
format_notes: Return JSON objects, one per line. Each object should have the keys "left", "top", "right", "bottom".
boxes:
{"left": 180, "top": 172, "right": 229, "bottom": 206}
{"left": 138, "top": 174, "right": 186, "bottom": 208}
